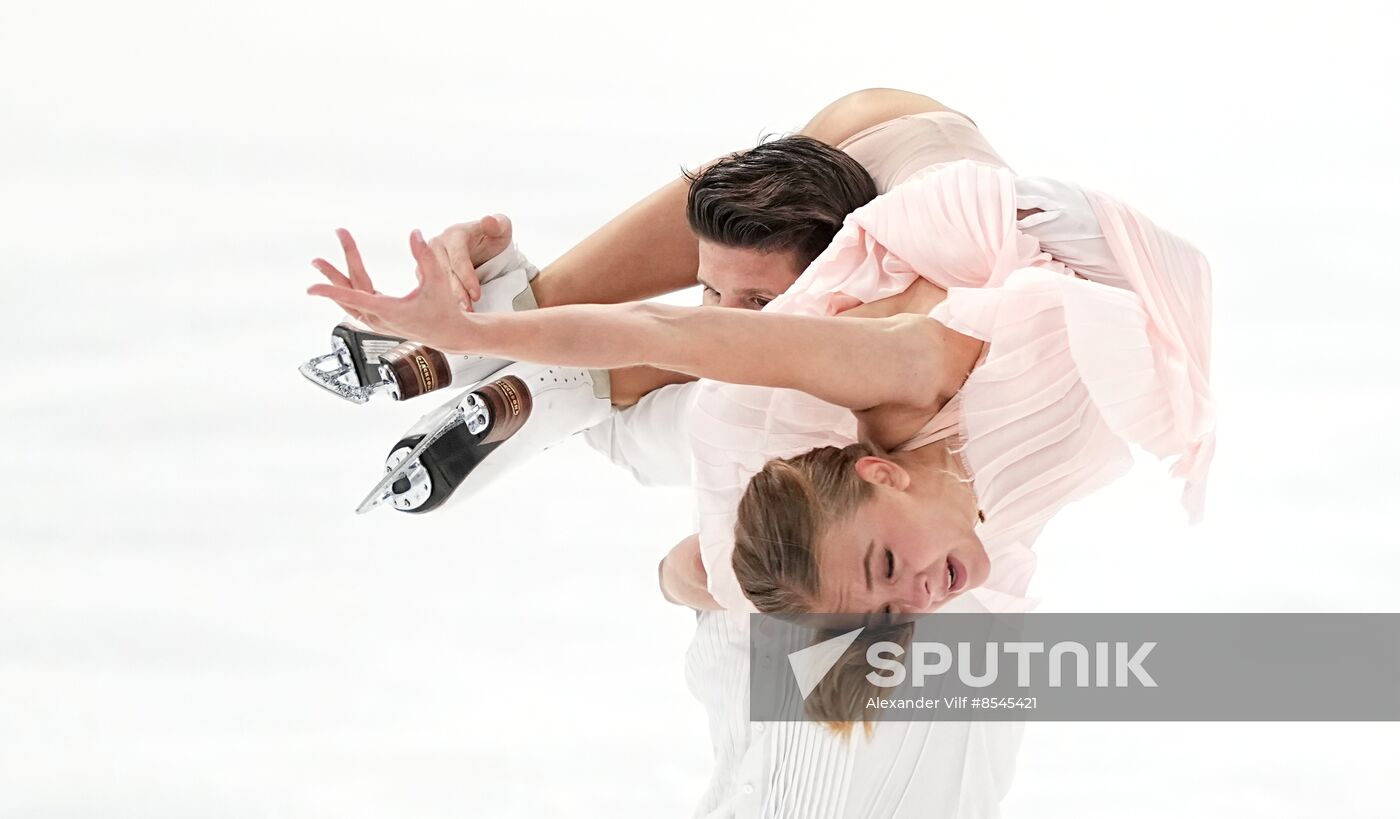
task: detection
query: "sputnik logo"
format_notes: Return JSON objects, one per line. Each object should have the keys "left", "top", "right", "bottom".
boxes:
{"left": 787, "top": 627, "right": 865, "bottom": 700}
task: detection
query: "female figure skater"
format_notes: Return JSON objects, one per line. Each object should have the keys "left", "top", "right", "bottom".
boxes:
{"left": 307, "top": 156, "right": 1214, "bottom": 615}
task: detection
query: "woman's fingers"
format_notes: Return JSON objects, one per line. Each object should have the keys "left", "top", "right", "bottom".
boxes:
{"left": 311, "top": 258, "right": 353, "bottom": 289}
{"left": 471, "top": 213, "right": 512, "bottom": 268}
{"left": 307, "top": 282, "right": 395, "bottom": 315}
{"left": 444, "top": 235, "right": 481, "bottom": 306}
{"left": 306, "top": 227, "right": 475, "bottom": 342}
{"left": 310, "top": 260, "right": 378, "bottom": 324}
{"left": 408, "top": 229, "right": 451, "bottom": 298}
{"left": 481, "top": 213, "right": 510, "bottom": 240}
{"left": 429, "top": 234, "right": 453, "bottom": 281}
{"left": 335, "top": 228, "right": 374, "bottom": 292}
{"left": 429, "top": 234, "right": 475, "bottom": 306}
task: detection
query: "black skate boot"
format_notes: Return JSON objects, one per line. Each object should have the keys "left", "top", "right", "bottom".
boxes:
{"left": 357, "top": 361, "right": 612, "bottom": 514}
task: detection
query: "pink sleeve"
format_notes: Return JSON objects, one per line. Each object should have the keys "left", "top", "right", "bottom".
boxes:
{"left": 1086, "top": 190, "right": 1215, "bottom": 517}
{"left": 767, "top": 161, "right": 1062, "bottom": 318}
{"left": 933, "top": 261, "right": 1214, "bottom": 530}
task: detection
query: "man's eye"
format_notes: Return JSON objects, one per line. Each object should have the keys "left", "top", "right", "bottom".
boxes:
{"left": 885, "top": 548, "right": 894, "bottom": 580}
{"left": 750, "top": 296, "right": 772, "bottom": 309}
{"left": 702, "top": 286, "right": 720, "bottom": 303}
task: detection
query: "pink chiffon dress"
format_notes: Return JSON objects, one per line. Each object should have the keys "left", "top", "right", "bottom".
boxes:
{"left": 688, "top": 159, "right": 1216, "bottom": 613}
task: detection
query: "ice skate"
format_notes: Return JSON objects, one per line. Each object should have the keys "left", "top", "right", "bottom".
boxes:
{"left": 298, "top": 242, "right": 539, "bottom": 404}
{"left": 357, "top": 361, "right": 612, "bottom": 514}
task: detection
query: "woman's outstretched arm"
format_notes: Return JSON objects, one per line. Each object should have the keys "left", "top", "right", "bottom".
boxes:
{"left": 459, "top": 302, "right": 953, "bottom": 412}
{"left": 309, "top": 228, "right": 962, "bottom": 412}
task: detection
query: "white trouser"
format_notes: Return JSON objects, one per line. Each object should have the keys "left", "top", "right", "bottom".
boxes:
{"left": 581, "top": 380, "right": 698, "bottom": 487}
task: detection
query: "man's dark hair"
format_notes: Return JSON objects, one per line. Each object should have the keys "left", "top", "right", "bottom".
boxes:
{"left": 683, "top": 135, "right": 879, "bottom": 270}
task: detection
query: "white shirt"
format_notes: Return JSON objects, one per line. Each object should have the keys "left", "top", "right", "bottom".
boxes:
{"left": 684, "top": 598, "right": 1026, "bottom": 819}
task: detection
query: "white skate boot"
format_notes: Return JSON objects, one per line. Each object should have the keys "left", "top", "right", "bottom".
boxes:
{"left": 358, "top": 361, "right": 613, "bottom": 514}
{"left": 298, "top": 243, "right": 540, "bottom": 404}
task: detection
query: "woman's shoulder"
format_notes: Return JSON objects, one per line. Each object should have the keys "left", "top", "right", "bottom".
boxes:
{"left": 799, "top": 88, "right": 961, "bottom": 146}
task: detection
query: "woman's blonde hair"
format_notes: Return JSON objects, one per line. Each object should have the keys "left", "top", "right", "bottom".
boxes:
{"left": 735, "top": 442, "right": 929, "bottom": 734}
{"left": 735, "top": 442, "right": 982, "bottom": 733}
{"left": 732, "top": 442, "right": 880, "bottom": 614}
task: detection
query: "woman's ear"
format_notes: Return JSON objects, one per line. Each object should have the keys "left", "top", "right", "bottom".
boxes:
{"left": 853, "top": 456, "right": 911, "bottom": 490}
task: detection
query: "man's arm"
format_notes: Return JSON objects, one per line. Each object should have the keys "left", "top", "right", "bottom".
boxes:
{"left": 529, "top": 88, "right": 959, "bottom": 309}
{"left": 530, "top": 177, "right": 700, "bottom": 308}
{"left": 489, "top": 90, "right": 965, "bottom": 406}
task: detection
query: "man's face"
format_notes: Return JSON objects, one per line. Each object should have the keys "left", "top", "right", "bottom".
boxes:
{"left": 696, "top": 240, "right": 804, "bottom": 310}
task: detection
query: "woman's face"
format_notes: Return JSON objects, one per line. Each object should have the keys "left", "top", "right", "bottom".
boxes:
{"left": 813, "top": 458, "right": 989, "bottom": 615}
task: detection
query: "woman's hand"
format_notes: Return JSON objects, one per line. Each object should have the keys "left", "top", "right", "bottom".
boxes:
{"left": 308, "top": 228, "right": 475, "bottom": 350}
{"left": 420, "top": 213, "right": 513, "bottom": 305}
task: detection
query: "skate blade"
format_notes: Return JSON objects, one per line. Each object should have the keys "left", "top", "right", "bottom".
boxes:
{"left": 299, "top": 351, "right": 372, "bottom": 405}
{"left": 355, "top": 409, "right": 466, "bottom": 514}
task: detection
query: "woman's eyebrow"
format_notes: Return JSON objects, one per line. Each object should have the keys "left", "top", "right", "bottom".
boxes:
{"left": 863, "top": 540, "right": 874, "bottom": 592}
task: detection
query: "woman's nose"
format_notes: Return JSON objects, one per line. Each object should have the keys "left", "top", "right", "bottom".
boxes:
{"left": 902, "top": 571, "right": 937, "bottom": 611}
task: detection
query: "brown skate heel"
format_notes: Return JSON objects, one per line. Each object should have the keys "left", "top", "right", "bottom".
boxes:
{"left": 379, "top": 342, "right": 454, "bottom": 401}
{"left": 475, "top": 375, "right": 533, "bottom": 444}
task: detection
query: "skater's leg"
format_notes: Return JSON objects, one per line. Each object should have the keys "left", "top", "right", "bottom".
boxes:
{"left": 582, "top": 380, "right": 700, "bottom": 487}
{"left": 370, "top": 360, "right": 613, "bottom": 514}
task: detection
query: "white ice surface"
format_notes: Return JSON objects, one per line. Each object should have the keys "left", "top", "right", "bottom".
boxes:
{"left": 2, "top": 1, "right": 1398, "bottom": 816}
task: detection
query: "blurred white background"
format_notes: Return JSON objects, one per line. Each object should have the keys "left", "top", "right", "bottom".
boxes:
{"left": 2, "top": 0, "right": 1397, "bottom": 816}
